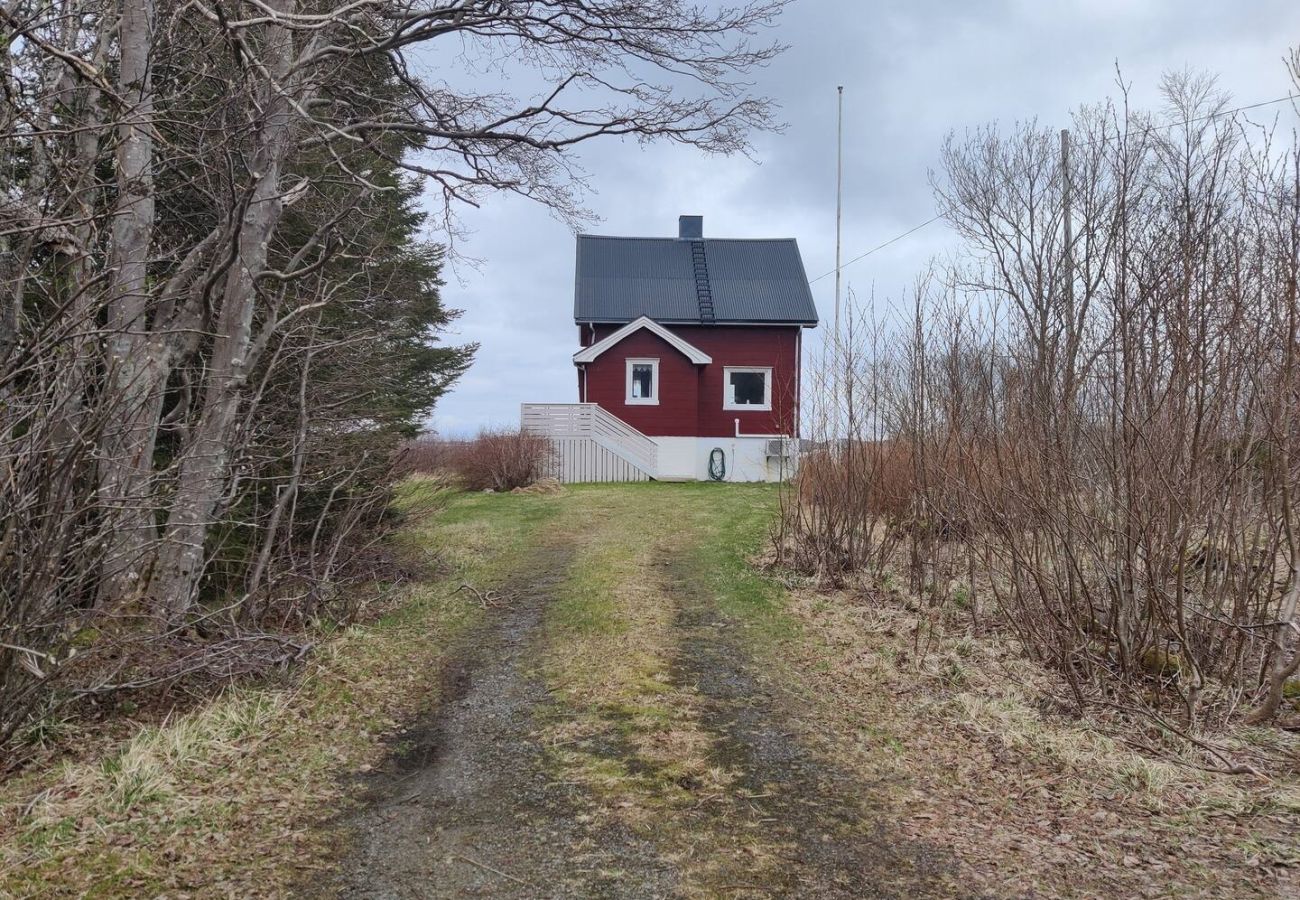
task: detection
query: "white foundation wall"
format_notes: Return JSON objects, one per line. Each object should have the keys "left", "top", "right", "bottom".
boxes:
{"left": 650, "top": 436, "right": 796, "bottom": 483}
{"left": 652, "top": 437, "right": 699, "bottom": 480}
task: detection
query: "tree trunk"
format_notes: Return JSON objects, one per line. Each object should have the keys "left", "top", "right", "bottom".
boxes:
{"left": 148, "top": 5, "right": 296, "bottom": 616}
{"left": 98, "top": 0, "right": 162, "bottom": 602}
{"left": 243, "top": 339, "right": 315, "bottom": 620}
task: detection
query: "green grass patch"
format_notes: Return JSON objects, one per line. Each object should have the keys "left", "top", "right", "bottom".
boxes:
{"left": 676, "top": 484, "right": 798, "bottom": 643}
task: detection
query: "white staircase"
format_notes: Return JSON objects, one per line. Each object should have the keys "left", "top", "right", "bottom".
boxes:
{"left": 521, "top": 403, "right": 658, "bottom": 483}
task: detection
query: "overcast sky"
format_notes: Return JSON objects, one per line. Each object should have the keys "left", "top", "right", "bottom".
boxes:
{"left": 425, "top": 1, "right": 1300, "bottom": 436}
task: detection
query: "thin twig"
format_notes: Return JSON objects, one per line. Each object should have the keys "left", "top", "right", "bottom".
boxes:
{"left": 451, "top": 852, "right": 533, "bottom": 887}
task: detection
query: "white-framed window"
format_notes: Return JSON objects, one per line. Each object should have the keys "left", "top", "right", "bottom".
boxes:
{"left": 723, "top": 366, "right": 772, "bottom": 411}
{"left": 626, "top": 358, "right": 659, "bottom": 405}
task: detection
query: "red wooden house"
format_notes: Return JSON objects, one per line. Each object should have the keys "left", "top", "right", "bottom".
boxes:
{"left": 523, "top": 216, "right": 818, "bottom": 482}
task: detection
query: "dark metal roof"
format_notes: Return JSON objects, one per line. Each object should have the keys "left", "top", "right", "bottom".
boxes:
{"left": 574, "top": 235, "right": 820, "bottom": 326}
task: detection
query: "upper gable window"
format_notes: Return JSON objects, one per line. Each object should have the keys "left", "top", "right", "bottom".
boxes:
{"left": 723, "top": 367, "right": 771, "bottom": 411}
{"left": 626, "top": 358, "right": 659, "bottom": 405}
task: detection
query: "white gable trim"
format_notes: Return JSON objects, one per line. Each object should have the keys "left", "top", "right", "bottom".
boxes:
{"left": 573, "top": 315, "right": 712, "bottom": 365}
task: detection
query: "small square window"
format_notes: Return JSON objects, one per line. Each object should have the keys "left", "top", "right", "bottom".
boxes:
{"left": 723, "top": 367, "right": 771, "bottom": 411}
{"left": 626, "top": 358, "right": 659, "bottom": 405}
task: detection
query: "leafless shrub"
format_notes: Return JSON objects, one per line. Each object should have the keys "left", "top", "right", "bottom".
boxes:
{"left": 778, "top": 302, "right": 909, "bottom": 582}
{"left": 783, "top": 442, "right": 910, "bottom": 581}
{"left": 786, "top": 70, "right": 1300, "bottom": 730}
{"left": 448, "top": 429, "right": 556, "bottom": 492}
{"left": 397, "top": 437, "right": 467, "bottom": 475}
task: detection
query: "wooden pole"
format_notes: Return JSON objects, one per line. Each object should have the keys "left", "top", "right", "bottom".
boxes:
{"left": 1060, "top": 128, "right": 1074, "bottom": 319}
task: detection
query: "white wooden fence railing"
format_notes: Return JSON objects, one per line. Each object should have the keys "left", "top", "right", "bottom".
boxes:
{"left": 521, "top": 403, "right": 658, "bottom": 482}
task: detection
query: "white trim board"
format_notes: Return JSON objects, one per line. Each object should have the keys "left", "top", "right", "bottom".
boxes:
{"left": 573, "top": 315, "right": 712, "bottom": 365}
{"left": 722, "top": 366, "right": 772, "bottom": 411}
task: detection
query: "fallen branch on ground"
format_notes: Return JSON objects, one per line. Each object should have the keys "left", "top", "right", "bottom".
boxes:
{"left": 449, "top": 583, "right": 507, "bottom": 609}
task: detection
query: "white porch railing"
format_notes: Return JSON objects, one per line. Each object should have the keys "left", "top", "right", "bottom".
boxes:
{"left": 522, "top": 403, "right": 658, "bottom": 479}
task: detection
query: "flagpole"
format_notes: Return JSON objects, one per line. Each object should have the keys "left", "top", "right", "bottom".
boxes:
{"left": 834, "top": 85, "right": 844, "bottom": 347}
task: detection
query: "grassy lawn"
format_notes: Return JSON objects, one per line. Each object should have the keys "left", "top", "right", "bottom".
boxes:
{"left": 1, "top": 479, "right": 1295, "bottom": 897}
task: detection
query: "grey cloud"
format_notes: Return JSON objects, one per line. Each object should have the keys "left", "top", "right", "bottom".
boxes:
{"left": 428, "top": 0, "right": 1300, "bottom": 436}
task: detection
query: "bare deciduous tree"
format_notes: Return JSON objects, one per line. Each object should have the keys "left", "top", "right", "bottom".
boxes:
{"left": 0, "top": 0, "right": 789, "bottom": 749}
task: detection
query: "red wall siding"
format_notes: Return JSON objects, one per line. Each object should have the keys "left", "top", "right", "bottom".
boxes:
{"left": 582, "top": 329, "right": 701, "bottom": 435}
{"left": 581, "top": 324, "right": 801, "bottom": 437}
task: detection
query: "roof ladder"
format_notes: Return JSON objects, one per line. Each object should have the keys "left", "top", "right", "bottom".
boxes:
{"left": 689, "top": 240, "right": 715, "bottom": 325}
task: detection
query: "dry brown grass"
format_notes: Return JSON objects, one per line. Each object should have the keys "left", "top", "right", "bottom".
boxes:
{"left": 772, "top": 582, "right": 1300, "bottom": 897}
{"left": 0, "top": 604, "right": 478, "bottom": 896}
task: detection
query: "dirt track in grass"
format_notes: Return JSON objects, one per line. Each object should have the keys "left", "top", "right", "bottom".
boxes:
{"left": 326, "top": 484, "right": 957, "bottom": 898}
{"left": 662, "top": 557, "right": 956, "bottom": 898}
{"left": 324, "top": 483, "right": 1300, "bottom": 898}
{"left": 11, "top": 483, "right": 1292, "bottom": 897}
{"left": 330, "top": 537, "right": 675, "bottom": 899}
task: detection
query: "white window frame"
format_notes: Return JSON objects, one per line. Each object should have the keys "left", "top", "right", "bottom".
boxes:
{"left": 723, "top": 366, "right": 772, "bottom": 411}
{"left": 626, "top": 357, "right": 660, "bottom": 405}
